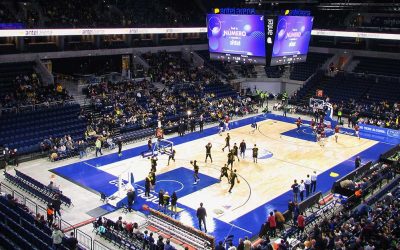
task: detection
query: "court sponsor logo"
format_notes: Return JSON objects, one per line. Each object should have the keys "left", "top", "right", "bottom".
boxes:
{"left": 135, "top": 188, "right": 159, "bottom": 204}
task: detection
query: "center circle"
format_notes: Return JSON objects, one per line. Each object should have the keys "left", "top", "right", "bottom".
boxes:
{"left": 155, "top": 180, "right": 184, "bottom": 193}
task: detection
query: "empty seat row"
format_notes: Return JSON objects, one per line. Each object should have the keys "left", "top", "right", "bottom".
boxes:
{"left": 4, "top": 171, "right": 72, "bottom": 207}
{"left": 15, "top": 170, "right": 72, "bottom": 206}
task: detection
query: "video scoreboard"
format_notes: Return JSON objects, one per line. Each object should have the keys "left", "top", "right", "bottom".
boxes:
{"left": 206, "top": 13, "right": 314, "bottom": 66}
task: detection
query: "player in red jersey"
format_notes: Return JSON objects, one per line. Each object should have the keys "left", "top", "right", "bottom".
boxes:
{"left": 320, "top": 128, "right": 326, "bottom": 147}
{"left": 224, "top": 115, "right": 230, "bottom": 131}
{"left": 334, "top": 125, "right": 340, "bottom": 143}
{"left": 296, "top": 117, "right": 302, "bottom": 132}
{"left": 354, "top": 124, "right": 360, "bottom": 140}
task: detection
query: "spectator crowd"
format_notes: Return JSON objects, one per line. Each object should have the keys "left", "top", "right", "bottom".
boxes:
{"left": 1, "top": 73, "right": 73, "bottom": 113}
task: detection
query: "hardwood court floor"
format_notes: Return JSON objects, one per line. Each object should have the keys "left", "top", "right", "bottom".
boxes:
{"left": 98, "top": 118, "right": 376, "bottom": 225}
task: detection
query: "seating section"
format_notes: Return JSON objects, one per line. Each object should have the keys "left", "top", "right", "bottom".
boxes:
{"left": 119, "top": 127, "right": 155, "bottom": 142}
{"left": 84, "top": 52, "right": 243, "bottom": 141}
{"left": 0, "top": 103, "right": 86, "bottom": 155}
{"left": 0, "top": 196, "right": 55, "bottom": 250}
{"left": 289, "top": 53, "right": 333, "bottom": 81}
{"left": 293, "top": 71, "right": 400, "bottom": 105}
{"left": 353, "top": 56, "right": 400, "bottom": 77}
{"left": 0, "top": 193, "right": 83, "bottom": 250}
{"left": 293, "top": 175, "right": 400, "bottom": 249}
{"left": 196, "top": 50, "right": 236, "bottom": 79}
{"left": 289, "top": 71, "right": 326, "bottom": 105}
{"left": 203, "top": 82, "right": 237, "bottom": 99}
{"left": 237, "top": 65, "right": 257, "bottom": 78}
{"left": 94, "top": 217, "right": 143, "bottom": 249}
{"left": 4, "top": 170, "right": 72, "bottom": 207}
{"left": 0, "top": 62, "right": 35, "bottom": 94}
{"left": 322, "top": 73, "right": 400, "bottom": 104}
{"left": 265, "top": 66, "right": 284, "bottom": 78}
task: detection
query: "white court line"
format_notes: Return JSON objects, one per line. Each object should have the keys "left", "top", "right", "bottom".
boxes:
{"left": 155, "top": 180, "right": 185, "bottom": 192}
{"left": 225, "top": 222, "right": 252, "bottom": 234}
{"left": 83, "top": 162, "right": 96, "bottom": 168}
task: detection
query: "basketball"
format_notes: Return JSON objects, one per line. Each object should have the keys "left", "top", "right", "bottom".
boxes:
{"left": 237, "top": 179, "right": 240, "bottom": 184}
{"left": 190, "top": 161, "right": 193, "bottom": 164}
{"left": 142, "top": 204, "right": 149, "bottom": 211}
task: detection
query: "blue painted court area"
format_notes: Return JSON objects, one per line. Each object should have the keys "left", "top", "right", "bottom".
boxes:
{"left": 51, "top": 113, "right": 399, "bottom": 243}
{"left": 131, "top": 167, "right": 219, "bottom": 209}
{"left": 53, "top": 161, "right": 119, "bottom": 196}
{"left": 52, "top": 166, "right": 219, "bottom": 203}
{"left": 138, "top": 167, "right": 219, "bottom": 197}
{"left": 281, "top": 126, "right": 334, "bottom": 142}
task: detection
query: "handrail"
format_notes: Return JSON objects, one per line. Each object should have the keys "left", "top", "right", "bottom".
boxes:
{"left": 93, "top": 240, "right": 111, "bottom": 250}
{"left": 76, "top": 228, "right": 93, "bottom": 250}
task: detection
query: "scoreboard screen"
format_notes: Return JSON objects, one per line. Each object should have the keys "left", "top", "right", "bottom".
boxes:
{"left": 207, "top": 14, "right": 266, "bottom": 64}
{"left": 270, "top": 15, "right": 314, "bottom": 66}
{"left": 207, "top": 13, "right": 313, "bottom": 66}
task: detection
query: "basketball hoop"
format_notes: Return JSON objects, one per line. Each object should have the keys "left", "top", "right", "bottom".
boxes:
{"left": 143, "top": 139, "right": 174, "bottom": 158}
{"left": 309, "top": 98, "right": 325, "bottom": 110}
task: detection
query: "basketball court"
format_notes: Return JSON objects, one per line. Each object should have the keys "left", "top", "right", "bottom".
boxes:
{"left": 39, "top": 111, "right": 397, "bottom": 242}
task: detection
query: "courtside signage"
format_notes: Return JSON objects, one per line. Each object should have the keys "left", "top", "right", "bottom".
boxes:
{"left": 358, "top": 124, "right": 400, "bottom": 139}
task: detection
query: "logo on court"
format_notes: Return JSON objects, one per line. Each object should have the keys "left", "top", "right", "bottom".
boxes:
{"left": 259, "top": 149, "right": 273, "bottom": 159}
{"left": 246, "top": 148, "right": 273, "bottom": 159}
{"left": 213, "top": 208, "right": 224, "bottom": 215}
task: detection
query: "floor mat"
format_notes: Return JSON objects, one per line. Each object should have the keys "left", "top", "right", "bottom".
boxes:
{"left": 86, "top": 204, "right": 115, "bottom": 217}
